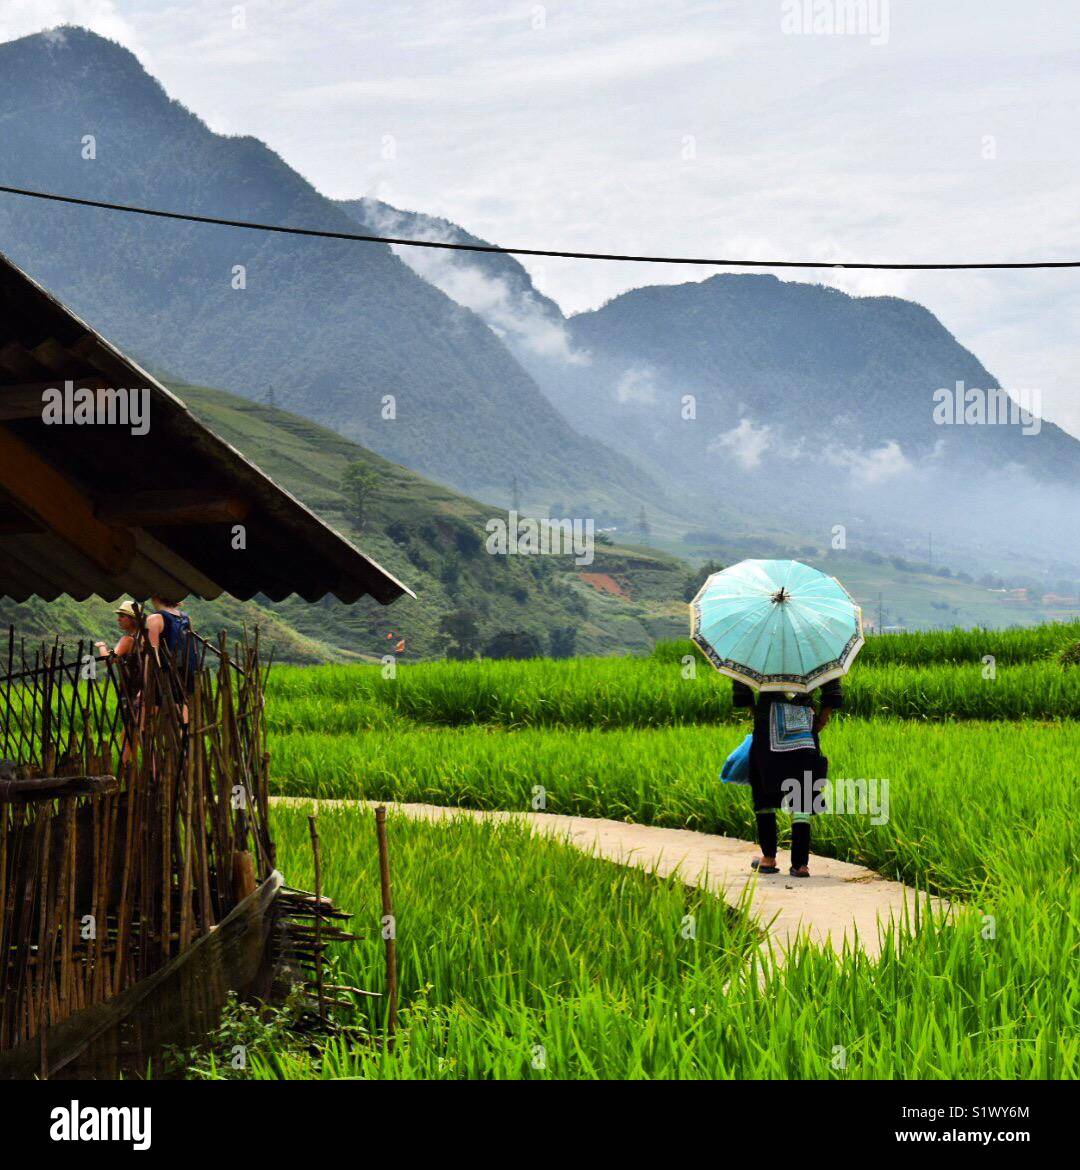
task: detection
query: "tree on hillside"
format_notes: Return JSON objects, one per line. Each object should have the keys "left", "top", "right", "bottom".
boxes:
{"left": 439, "top": 551, "right": 463, "bottom": 590}
{"left": 549, "top": 626, "right": 578, "bottom": 658}
{"left": 341, "top": 462, "right": 380, "bottom": 532}
{"left": 438, "top": 609, "right": 481, "bottom": 660}
{"left": 483, "top": 630, "right": 544, "bottom": 660}
{"left": 683, "top": 559, "right": 725, "bottom": 602}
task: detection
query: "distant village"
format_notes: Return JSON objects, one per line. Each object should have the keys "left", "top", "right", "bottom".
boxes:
{"left": 991, "top": 587, "right": 1080, "bottom": 608}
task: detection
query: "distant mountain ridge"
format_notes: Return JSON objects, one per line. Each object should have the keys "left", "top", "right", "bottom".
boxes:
{"left": 4, "top": 26, "right": 1078, "bottom": 583}
{"left": 337, "top": 196, "right": 582, "bottom": 384}
{"left": 0, "top": 379, "right": 689, "bottom": 660}
{"left": 343, "top": 199, "right": 1080, "bottom": 576}
{"left": 561, "top": 274, "right": 1080, "bottom": 478}
{"left": 343, "top": 198, "right": 1079, "bottom": 487}
{"left": 0, "top": 27, "right": 662, "bottom": 518}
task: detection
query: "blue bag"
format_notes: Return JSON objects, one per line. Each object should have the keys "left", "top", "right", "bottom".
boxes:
{"left": 158, "top": 609, "right": 200, "bottom": 691}
{"left": 720, "top": 734, "right": 753, "bottom": 786}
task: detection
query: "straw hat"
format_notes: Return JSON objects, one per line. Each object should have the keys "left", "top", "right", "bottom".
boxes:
{"left": 114, "top": 599, "right": 142, "bottom": 620}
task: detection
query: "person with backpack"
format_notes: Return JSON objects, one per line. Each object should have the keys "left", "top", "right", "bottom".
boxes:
{"left": 146, "top": 595, "right": 201, "bottom": 723}
{"left": 732, "top": 677, "right": 843, "bottom": 878}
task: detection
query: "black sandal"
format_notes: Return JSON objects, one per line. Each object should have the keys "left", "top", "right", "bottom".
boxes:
{"left": 789, "top": 866, "right": 810, "bottom": 878}
{"left": 751, "top": 858, "right": 780, "bottom": 875}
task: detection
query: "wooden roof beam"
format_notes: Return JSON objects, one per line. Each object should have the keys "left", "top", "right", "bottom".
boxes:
{"left": 0, "top": 426, "right": 134, "bottom": 576}
{"left": 0, "top": 377, "right": 112, "bottom": 421}
{"left": 0, "top": 342, "right": 47, "bottom": 381}
{"left": 131, "top": 529, "right": 225, "bottom": 600}
{"left": 96, "top": 490, "right": 250, "bottom": 528}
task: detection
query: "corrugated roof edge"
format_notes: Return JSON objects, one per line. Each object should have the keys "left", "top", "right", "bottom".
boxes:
{"left": 0, "top": 248, "right": 416, "bottom": 606}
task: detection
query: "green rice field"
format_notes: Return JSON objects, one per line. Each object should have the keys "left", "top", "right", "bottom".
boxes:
{"left": 265, "top": 651, "right": 1080, "bottom": 728}
{"left": 655, "top": 622, "right": 1080, "bottom": 667}
{"left": 191, "top": 627, "right": 1079, "bottom": 1080}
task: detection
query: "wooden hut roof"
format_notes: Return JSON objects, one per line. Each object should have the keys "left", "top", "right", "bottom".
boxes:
{"left": 0, "top": 249, "right": 413, "bottom": 604}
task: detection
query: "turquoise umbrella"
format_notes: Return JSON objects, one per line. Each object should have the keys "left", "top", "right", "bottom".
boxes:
{"left": 690, "top": 559, "right": 863, "bottom": 693}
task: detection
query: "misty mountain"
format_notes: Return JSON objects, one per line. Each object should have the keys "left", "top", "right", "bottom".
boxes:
{"left": 338, "top": 197, "right": 576, "bottom": 373}
{"left": 3, "top": 27, "right": 1076, "bottom": 582}
{"left": 343, "top": 200, "right": 1080, "bottom": 575}
{"left": 0, "top": 27, "right": 660, "bottom": 516}
{"left": 551, "top": 275, "right": 1080, "bottom": 570}
{"left": 559, "top": 275, "right": 1078, "bottom": 477}
{"left": 343, "top": 199, "right": 1079, "bottom": 488}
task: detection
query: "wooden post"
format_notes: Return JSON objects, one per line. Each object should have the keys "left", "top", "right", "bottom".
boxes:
{"left": 374, "top": 806, "right": 398, "bottom": 1047}
{"left": 307, "top": 814, "right": 326, "bottom": 1025}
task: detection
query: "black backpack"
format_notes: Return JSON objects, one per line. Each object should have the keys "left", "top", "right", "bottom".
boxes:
{"left": 159, "top": 610, "right": 200, "bottom": 689}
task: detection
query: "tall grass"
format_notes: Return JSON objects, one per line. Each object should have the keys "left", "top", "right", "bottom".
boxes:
{"left": 654, "top": 621, "right": 1080, "bottom": 667}
{"left": 269, "top": 719, "right": 1075, "bottom": 898}
{"left": 267, "top": 657, "right": 1080, "bottom": 729}
{"left": 191, "top": 807, "right": 1077, "bottom": 1079}
{"left": 227, "top": 622, "right": 1079, "bottom": 1080}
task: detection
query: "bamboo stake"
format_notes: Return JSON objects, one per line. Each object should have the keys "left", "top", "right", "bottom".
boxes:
{"left": 2, "top": 626, "right": 14, "bottom": 757}
{"left": 374, "top": 806, "right": 398, "bottom": 1047}
{"left": 308, "top": 814, "right": 326, "bottom": 1026}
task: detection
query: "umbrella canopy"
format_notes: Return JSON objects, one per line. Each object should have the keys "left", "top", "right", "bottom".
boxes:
{"left": 690, "top": 559, "right": 863, "bottom": 693}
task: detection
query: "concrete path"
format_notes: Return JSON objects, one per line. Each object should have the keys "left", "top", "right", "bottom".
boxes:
{"left": 272, "top": 798, "right": 948, "bottom": 960}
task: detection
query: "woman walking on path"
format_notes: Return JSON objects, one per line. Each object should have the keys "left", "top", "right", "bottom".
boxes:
{"left": 690, "top": 559, "right": 863, "bottom": 877}
{"left": 733, "top": 677, "right": 843, "bottom": 877}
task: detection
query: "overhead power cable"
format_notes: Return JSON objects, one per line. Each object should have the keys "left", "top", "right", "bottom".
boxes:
{"left": 1, "top": 182, "right": 1077, "bottom": 270}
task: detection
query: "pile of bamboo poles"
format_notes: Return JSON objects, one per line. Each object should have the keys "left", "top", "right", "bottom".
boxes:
{"left": 0, "top": 623, "right": 275, "bottom": 1063}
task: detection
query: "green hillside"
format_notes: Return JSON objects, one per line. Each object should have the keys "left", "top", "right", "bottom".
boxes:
{"left": 2, "top": 383, "right": 688, "bottom": 663}
{"left": 0, "top": 28, "right": 667, "bottom": 517}
{"left": 2, "top": 382, "right": 1054, "bottom": 662}
{"left": 666, "top": 526, "right": 1078, "bottom": 631}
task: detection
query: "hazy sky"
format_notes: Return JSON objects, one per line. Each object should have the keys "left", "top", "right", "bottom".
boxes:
{"left": 3, "top": 0, "right": 1079, "bottom": 436}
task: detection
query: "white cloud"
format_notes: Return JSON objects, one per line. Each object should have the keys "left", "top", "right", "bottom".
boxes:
{"left": 357, "top": 199, "right": 587, "bottom": 364}
{"left": 710, "top": 417, "right": 774, "bottom": 468}
{"left": 614, "top": 366, "right": 657, "bottom": 404}
{"left": 0, "top": 0, "right": 137, "bottom": 48}
{"left": 3, "top": 0, "right": 1078, "bottom": 439}
{"left": 827, "top": 439, "right": 913, "bottom": 486}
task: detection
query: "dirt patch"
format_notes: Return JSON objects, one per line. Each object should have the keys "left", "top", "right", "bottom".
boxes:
{"left": 578, "top": 572, "right": 629, "bottom": 598}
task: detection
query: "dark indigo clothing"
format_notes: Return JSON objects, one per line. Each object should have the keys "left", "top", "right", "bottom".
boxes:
{"left": 756, "top": 811, "right": 778, "bottom": 859}
{"left": 790, "top": 820, "right": 811, "bottom": 870}
{"left": 732, "top": 680, "right": 842, "bottom": 815}
{"left": 753, "top": 811, "right": 810, "bottom": 868}
{"left": 731, "top": 677, "right": 843, "bottom": 715}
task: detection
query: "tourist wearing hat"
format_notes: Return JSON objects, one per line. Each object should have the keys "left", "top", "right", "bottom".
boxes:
{"left": 95, "top": 599, "right": 142, "bottom": 665}
{"left": 96, "top": 600, "right": 145, "bottom": 761}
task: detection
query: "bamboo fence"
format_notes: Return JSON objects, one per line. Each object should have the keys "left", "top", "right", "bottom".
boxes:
{"left": 0, "top": 622, "right": 276, "bottom": 1070}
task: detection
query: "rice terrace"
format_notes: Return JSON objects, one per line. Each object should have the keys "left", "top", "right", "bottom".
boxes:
{"left": 0, "top": 1, "right": 1076, "bottom": 1149}
{"left": 257, "top": 625, "right": 1077, "bottom": 1080}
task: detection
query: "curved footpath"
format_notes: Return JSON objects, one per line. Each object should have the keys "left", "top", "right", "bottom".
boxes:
{"left": 271, "top": 798, "right": 950, "bottom": 960}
